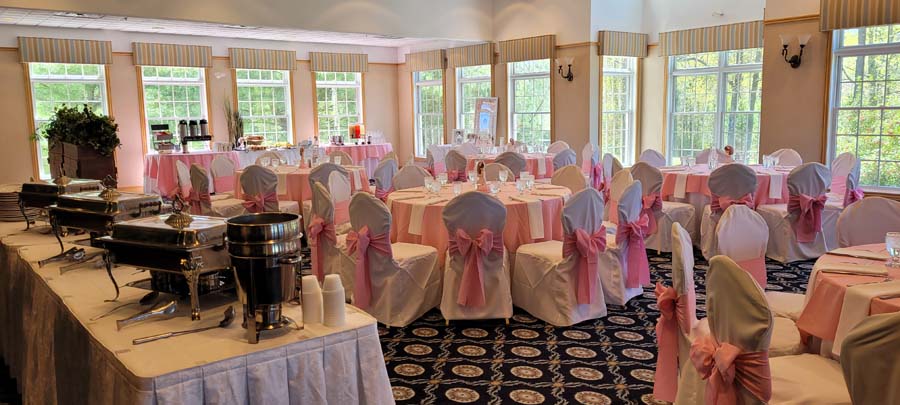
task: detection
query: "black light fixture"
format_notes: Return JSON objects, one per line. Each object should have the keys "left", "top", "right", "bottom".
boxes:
{"left": 780, "top": 34, "right": 811, "bottom": 69}
{"left": 555, "top": 56, "right": 574, "bottom": 81}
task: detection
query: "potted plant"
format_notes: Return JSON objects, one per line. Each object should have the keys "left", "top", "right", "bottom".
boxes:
{"left": 41, "top": 104, "right": 120, "bottom": 180}
{"left": 224, "top": 98, "right": 244, "bottom": 150}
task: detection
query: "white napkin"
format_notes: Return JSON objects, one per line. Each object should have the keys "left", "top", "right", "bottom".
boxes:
{"left": 536, "top": 156, "right": 547, "bottom": 176}
{"left": 829, "top": 247, "right": 891, "bottom": 261}
{"left": 768, "top": 173, "right": 784, "bottom": 200}
{"left": 334, "top": 156, "right": 342, "bottom": 165}
{"left": 832, "top": 280, "right": 900, "bottom": 357}
{"left": 386, "top": 193, "right": 422, "bottom": 210}
{"left": 511, "top": 196, "right": 545, "bottom": 239}
{"left": 276, "top": 173, "right": 288, "bottom": 195}
{"left": 408, "top": 198, "right": 446, "bottom": 235}
{"left": 674, "top": 173, "right": 689, "bottom": 199}
{"left": 351, "top": 168, "right": 363, "bottom": 191}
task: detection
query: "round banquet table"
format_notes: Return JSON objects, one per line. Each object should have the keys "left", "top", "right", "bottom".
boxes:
{"left": 143, "top": 151, "right": 240, "bottom": 197}
{"left": 464, "top": 153, "right": 555, "bottom": 179}
{"left": 232, "top": 165, "right": 370, "bottom": 203}
{"left": 236, "top": 148, "right": 302, "bottom": 168}
{"left": 387, "top": 183, "right": 570, "bottom": 264}
{"left": 324, "top": 143, "right": 392, "bottom": 177}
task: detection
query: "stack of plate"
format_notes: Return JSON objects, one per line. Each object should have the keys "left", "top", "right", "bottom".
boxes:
{"left": 0, "top": 183, "right": 38, "bottom": 222}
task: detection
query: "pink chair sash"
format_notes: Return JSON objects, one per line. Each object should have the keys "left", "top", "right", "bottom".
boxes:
{"left": 447, "top": 169, "right": 464, "bottom": 182}
{"left": 736, "top": 256, "right": 767, "bottom": 288}
{"left": 241, "top": 192, "right": 278, "bottom": 213}
{"left": 641, "top": 194, "right": 663, "bottom": 236}
{"left": 653, "top": 283, "right": 696, "bottom": 402}
{"left": 788, "top": 193, "right": 827, "bottom": 243}
{"left": 562, "top": 227, "right": 607, "bottom": 305}
{"left": 601, "top": 187, "right": 611, "bottom": 207}
{"left": 617, "top": 215, "right": 651, "bottom": 288}
{"left": 844, "top": 187, "right": 864, "bottom": 208}
{"left": 710, "top": 193, "right": 753, "bottom": 215}
{"left": 690, "top": 335, "right": 772, "bottom": 405}
{"left": 307, "top": 216, "right": 336, "bottom": 282}
{"left": 591, "top": 163, "right": 604, "bottom": 191}
{"left": 347, "top": 225, "right": 393, "bottom": 309}
{"left": 449, "top": 228, "right": 503, "bottom": 308}
{"left": 375, "top": 186, "right": 394, "bottom": 202}
{"left": 187, "top": 189, "right": 211, "bottom": 215}
{"left": 213, "top": 175, "right": 234, "bottom": 193}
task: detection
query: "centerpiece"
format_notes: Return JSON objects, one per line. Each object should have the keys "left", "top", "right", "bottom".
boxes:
{"left": 41, "top": 104, "right": 120, "bottom": 180}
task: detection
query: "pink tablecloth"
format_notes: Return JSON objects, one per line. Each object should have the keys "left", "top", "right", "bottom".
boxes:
{"left": 232, "top": 166, "right": 370, "bottom": 203}
{"left": 324, "top": 144, "right": 392, "bottom": 164}
{"left": 144, "top": 151, "right": 240, "bottom": 197}
{"left": 796, "top": 243, "right": 900, "bottom": 341}
{"left": 660, "top": 165, "right": 791, "bottom": 207}
{"left": 465, "top": 154, "right": 555, "bottom": 180}
{"left": 388, "top": 183, "right": 569, "bottom": 262}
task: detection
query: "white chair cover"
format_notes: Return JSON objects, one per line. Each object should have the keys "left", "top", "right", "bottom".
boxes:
{"left": 494, "top": 151, "right": 527, "bottom": 176}
{"left": 639, "top": 149, "right": 667, "bottom": 168}
{"left": 716, "top": 205, "right": 769, "bottom": 287}
{"left": 700, "top": 164, "right": 759, "bottom": 260}
{"left": 551, "top": 165, "right": 587, "bottom": 193}
{"left": 828, "top": 152, "right": 862, "bottom": 208}
{"left": 632, "top": 162, "right": 697, "bottom": 253}
{"left": 328, "top": 150, "right": 355, "bottom": 166}
{"left": 770, "top": 148, "right": 803, "bottom": 167}
{"left": 483, "top": 163, "right": 515, "bottom": 182}
{"left": 440, "top": 192, "right": 512, "bottom": 321}
{"left": 667, "top": 223, "right": 708, "bottom": 405}
{"left": 605, "top": 169, "right": 634, "bottom": 223}
{"left": 309, "top": 182, "right": 350, "bottom": 285}
{"left": 836, "top": 197, "right": 900, "bottom": 247}
{"left": 379, "top": 151, "right": 398, "bottom": 163}
{"left": 175, "top": 160, "right": 192, "bottom": 198}
{"left": 188, "top": 164, "right": 212, "bottom": 215}
{"left": 598, "top": 181, "right": 645, "bottom": 306}
{"left": 345, "top": 192, "right": 440, "bottom": 327}
{"left": 254, "top": 150, "right": 284, "bottom": 166}
{"left": 512, "top": 188, "right": 608, "bottom": 326}
{"left": 454, "top": 142, "right": 477, "bottom": 156}
{"left": 547, "top": 140, "right": 570, "bottom": 154}
{"left": 304, "top": 163, "right": 351, "bottom": 226}
{"left": 840, "top": 312, "right": 900, "bottom": 405}
{"left": 695, "top": 148, "right": 733, "bottom": 164}
{"left": 209, "top": 155, "right": 236, "bottom": 194}
{"left": 240, "top": 165, "right": 281, "bottom": 213}
{"left": 444, "top": 150, "right": 468, "bottom": 180}
{"left": 392, "top": 165, "right": 432, "bottom": 190}
{"left": 552, "top": 148, "right": 577, "bottom": 170}
{"left": 308, "top": 163, "right": 349, "bottom": 189}
{"left": 373, "top": 158, "right": 398, "bottom": 196}
{"left": 602, "top": 153, "right": 624, "bottom": 184}
{"left": 581, "top": 143, "right": 599, "bottom": 173}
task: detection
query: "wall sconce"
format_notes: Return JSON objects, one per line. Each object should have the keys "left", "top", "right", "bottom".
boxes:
{"left": 780, "top": 34, "right": 811, "bottom": 69}
{"left": 555, "top": 56, "right": 574, "bottom": 81}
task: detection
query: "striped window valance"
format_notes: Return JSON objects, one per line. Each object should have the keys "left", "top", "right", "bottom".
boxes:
{"left": 820, "top": 0, "right": 900, "bottom": 31}
{"left": 597, "top": 31, "right": 648, "bottom": 58}
{"left": 230, "top": 48, "right": 297, "bottom": 71}
{"left": 446, "top": 43, "right": 494, "bottom": 68}
{"left": 499, "top": 35, "right": 556, "bottom": 63}
{"left": 132, "top": 42, "right": 213, "bottom": 67}
{"left": 18, "top": 37, "right": 112, "bottom": 65}
{"left": 405, "top": 49, "right": 446, "bottom": 72}
{"left": 659, "top": 21, "right": 763, "bottom": 56}
{"left": 309, "top": 52, "right": 368, "bottom": 72}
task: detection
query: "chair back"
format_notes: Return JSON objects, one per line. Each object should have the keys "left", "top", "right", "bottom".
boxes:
{"left": 547, "top": 140, "right": 570, "bottom": 154}
{"left": 770, "top": 148, "right": 803, "bottom": 167}
{"left": 616, "top": 180, "right": 643, "bottom": 226}
{"left": 188, "top": 164, "right": 212, "bottom": 215}
{"left": 560, "top": 188, "right": 608, "bottom": 306}
{"left": 240, "top": 165, "right": 280, "bottom": 212}
{"left": 562, "top": 188, "right": 605, "bottom": 235}
{"left": 841, "top": 312, "right": 900, "bottom": 405}
{"left": 603, "top": 153, "right": 623, "bottom": 183}
{"left": 639, "top": 149, "right": 667, "bottom": 168}
{"left": 671, "top": 223, "right": 697, "bottom": 314}
{"left": 350, "top": 192, "right": 392, "bottom": 238}
{"left": 455, "top": 142, "right": 477, "bottom": 156}
{"left": 630, "top": 162, "right": 663, "bottom": 196}
{"left": 837, "top": 197, "right": 900, "bottom": 247}
{"left": 329, "top": 150, "right": 354, "bottom": 166}
{"left": 380, "top": 151, "right": 398, "bottom": 163}
{"left": 708, "top": 163, "right": 758, "bottom": 199}
{"left": 786, "top": 163, "right": 831, "bottom": 243}
{"left": 348, "top": 192, "right": 397, "bottom": 308}
{"left": 552, "top": 148, "right": 577, "bottom": 170}
{"left": 309, "top": 162, "right": 348, "bottom": 190}
{"left": 443, "top": 192, "right": 507, "bottom": 289}
{"left": 328, "top": 170, "right": 352, "bottom": 204}
{"left": 373, "top": 158, "right": 398, "bottom": 193}
{"left": 551, "top": 165, "right": 587, "bottom": 193}
{"left": 494, "top": 151, "right": 527, "bottom": 175}
{"left": 787, "top": 162, "right": 830, "bottom": 198}
{"left": 209, "top": 155, "right": 236, "bottom": 193}
{"left": 444, "top": 150, "right": 468, "bottom": 176}
{"left": 609, "top": 169, "right": 634, "bottom": 204}
{"left": 695, "top": 148, "right": 732, "bottom": 164}
{"left": 716, "top": 205, "right": 769, "bottom": 287}
{"left": 175, "top": 160, "right": 192, "bottom": 198}
{"left": 830, "top": 152, "right": 861, "bottom": 202}
{"left": 484, "top": 163, "right": 515, "bottom": 182}
{"left": 582, "top": 142, "right": 599, "bottom": 173}
{"left": 393, "top": 165, "right": 431, "bottom": 190}
{"left": 254, "top": 150, "right": 284, "bottom": 166}
{"left": 308, "top": 182, "right": 343, "bottom": 280}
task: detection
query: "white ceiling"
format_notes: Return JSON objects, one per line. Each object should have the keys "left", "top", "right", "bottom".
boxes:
{"left": 0, "top": 6, "right": 460, "bottom": 49}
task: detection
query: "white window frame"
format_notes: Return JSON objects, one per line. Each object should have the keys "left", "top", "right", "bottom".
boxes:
{"left": 236, "top": 68, "right": 294, "bottom": 146}
{"left": 602, "top": 56, "right": 638, "bottom": 165}
{"left": 666, "top": 49, "right": 763, "bottom": 164}
{"left": 28, "top": 63, "right": 109, "bottom": 179}
{"left": 455, "top": 65, "right": 491, "bottom": 132}
{"left": 413, "top": 70, "right": 444, "bottom": 158}
{"left": 140, "top": 66, "right": 210, "bottom": 153}
{"left": 314, "top": 71, "right": 363, "bottom": 144}
{"left": 508, "top": 59, "right": 552, "bottom": 150}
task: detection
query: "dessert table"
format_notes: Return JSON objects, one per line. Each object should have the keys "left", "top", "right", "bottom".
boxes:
{"left": 465, "top": 153, "right": 555, "bottom": 180}
{"left": 236, "top": 148, "right": 303, "bottom": 168}
{"left": 0, "top": 223, "right": 393, "bottom": 405}
{"left": 324, "top": 144, "right": 392, "bottom": 177}
{"left": 232, "top": 166, "right": 371, "bottom": 203}
{"left": 144, "top": 151, "right": 241, "bottom": 197}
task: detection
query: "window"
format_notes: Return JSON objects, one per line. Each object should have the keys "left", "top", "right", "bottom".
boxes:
{"left": 28, "top": 63, "right": 108, "bottom": 179}
{"left": 140, "top": 66, "right": 209, "bottom": 151}
{"left": 456, "top": 65, "right": 491, "bottom": 133}
{"left": 413, "top": 69, "right": 444, "bottom": 157}
{"left": 667, "top": 48, "right": 763, "bottom": 164}
{"left": 315, "top": 71, "right": 362, "bottom": 144}
{"left": 509, "top": 59, "right": 551, "bottom": 151}
{"left": 236, "top": 69, "right": 293, "bottom": 146}
{"left": 829, "top": 24, "right": 900, "bottom": 190}
{"left": 602, "top": 56, "right": 637, "bottom": 165}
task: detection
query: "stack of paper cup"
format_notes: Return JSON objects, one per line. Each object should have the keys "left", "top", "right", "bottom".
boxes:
{"left": 301, "top": 275, "right": 323, "bottom": 325}
{"left": 322, "top": 274, "right": 346, "bottom": 327}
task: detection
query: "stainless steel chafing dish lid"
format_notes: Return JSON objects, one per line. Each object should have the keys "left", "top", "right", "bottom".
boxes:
{"left": 109, "top": 214, "right": 227, "bottom": 247}
{"left": 56, "top": 191, "right": 162, "bottom": 214}
{"left": 21, "top": 179, "right": 102, "bottom": 195}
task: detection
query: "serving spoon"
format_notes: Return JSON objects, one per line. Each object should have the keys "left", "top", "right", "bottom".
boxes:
{"left": 132, "top": 306, "right": 236, "bottom": 345}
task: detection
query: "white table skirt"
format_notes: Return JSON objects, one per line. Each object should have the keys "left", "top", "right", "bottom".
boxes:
{"left": 0, "top": 225, "right": 393, "bottom": 405}
{"left": 236, "top": 149, "right": 303, "bottom": 169}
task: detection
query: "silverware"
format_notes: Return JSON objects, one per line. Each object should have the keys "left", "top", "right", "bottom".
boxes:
{"left": 38, "top": 247, "right": 84, "bottom": 267}
{"left": 58, "top": 252, "right": 104, "bottom": 274}
{"left": 116, "top": 300, "right": 177, "bottom": 331}
{"left": 132, "top": 306, "right": 235, "bottom": 345}
{"left": 90, "top": 291, "right": 160, "bottom": 321}
{"left": 826, "top": 251, "right": 889, "bottom": 260}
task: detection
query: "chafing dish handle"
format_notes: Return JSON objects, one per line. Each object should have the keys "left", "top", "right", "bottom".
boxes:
{"left": 132, "top": 201, "right": 164, "bottom": 218}
{"left": 104, "top": 252, "right": 120, "bottom": 302}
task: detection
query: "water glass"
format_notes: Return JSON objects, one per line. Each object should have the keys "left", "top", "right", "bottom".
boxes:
{"left": 523, "top": 174, "right": 535, "bottom": 193}
{"left": 887, "top": 232, "right": 900, "bottom": 268}
{"left": 515, "top": 179, "right": 526, "bottom": 195}
{"left": 437, "top": 173, "right": 448, "bottom": 187}
{"left": 708, "top": 153, "right": 718, "bottom": 171}
{"left": 453, "top": 182, "right": 462, "bottom": 196}
{"left": 685, "top": 156, "right": 696, "bottom": 170}
{"left": 467, "top": 170, "right": 478, "bottom": 184}
{"left": 488, "top": 181, "right": 501, "bottom": 196}
{"left": 498, "top": 169, "right": 509, "bottom": 182}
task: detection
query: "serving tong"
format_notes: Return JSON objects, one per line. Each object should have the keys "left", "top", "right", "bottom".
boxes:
{"left": 116, "top": 300, "right": 177, "bottom": 330}
{"left": 38, "top": 247, "right": 84, "bottom": 267}
{"left": 132, "top": 306, "right": 235, "bottom": 345}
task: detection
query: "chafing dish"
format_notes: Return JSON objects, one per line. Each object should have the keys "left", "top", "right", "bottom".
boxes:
{"left": 18, "top": 177, "right": 102, "bottom": 230}
{"left": 97, "top": 198, "right": 231, "bottom": 321}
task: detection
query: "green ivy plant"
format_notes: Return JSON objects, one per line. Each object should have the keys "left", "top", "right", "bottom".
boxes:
{"left": 40, "top": 104, "right": 120, "bottom": 157}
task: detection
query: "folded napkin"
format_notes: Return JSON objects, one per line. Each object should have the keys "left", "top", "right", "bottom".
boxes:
{"left": 674, "top": 173, "right": 689, "bottom": 199}
{"left": 386, "top": 194, "right": 423, "bottom": 210}
{"left": 768, "top": 173, "right": 784, "bottom": 200}
{"left": 536, "top": 184, "right": 566, "bottom": 190}
{"left": 832, "top": 280, "right": 900, "bottom": 357}
{"left": 351, "top": 169, "right": 363, "bottom": 191}
{"left": 511, "top": 196, "right": 545, "bottom": 239}
{"left": 276, "top": 173, "right": 288, "bottom": 195}
{"left": 536, "top": 157, "right": 547, "bottom": 176}
{"left": 816, "top": 263, "right": 889, "bottom": 276}
{"left": 828, "top": 247, "right": 891, "bottom": 261}
{"left": 408, "top": 198, "right": 447, "bottom": 235}
{"left": 659, "top": 166, "right": 683, "bottom": 172}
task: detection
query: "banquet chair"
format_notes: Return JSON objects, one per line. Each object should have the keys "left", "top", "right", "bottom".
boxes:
{"left": 603, "top": 169, "right": 633, "bottom": 224}
{"left": 239, "top": 165, "right": 300, "bottom": 214}
{"left": 373, "top": 158, "right": 398, "bottom": 201}
{"left": 826, "top": 152, "right": 863, "bottom": 209}
{"left": 511, "top": 188, "right": 608, "bottom": 326}
{"left": 598, "top": 180, "right": 647, "bottom": 306}
{"left": 444, "top": 150, "right": 468, "bottom": 182}
{"left": 343, "top": 192, "right": 441, "bottom": 327}
{"left": 379, "top": 151, "right": 398, "bottom": 164}
{"left": 209, "top": 155, "right": 236, "bottom": 196}
{"left": 308, "top": 182, "right": 350, "bottom": 285}
{"left": 757, "top": 162, "right": 837, "bottom": 263}
{"left": 494, "top": 151, "right": 527, "bottom": 177}
{"left": 392, "top": 165, "right": 432, "bottom": 190}
{"left": 328, "top": 150, "right": 355, "bottom": 166}
{"left": 840, "top": 312, "right": 900, "bottom": 405}
{"left": 424, "top": 149, "right": 436, "bottom": 174}
{"left": 699, "top": 163, "right": 758, "bottom": 260}
{"left": 454, "top": 142, "right": 478, "bottom": 157}
{"left": 552, "top": 148, "right": 577, "bottom": 170}
{"left": 547, "top": 140, "right": 570, "bottom": 154}
{"left": 639, "top": 149, "right": 667, "bottom": 168}
{"left": 602, "top": 153, "right": 623, "bottom": 186}
{"left": 483, "top": 163, "right": 515, "bottom": 182}
{"left": 551, "top": 165, "right": 587, "bottom": 193}
{"left": 254, "top": 150, "right": 285, "bottom": 167}
{"left": 175, "top": 160, "right": 192, "bottom": 199}
{"left": 836, "top": 196, "right": 900, "bottom": 247}
{"left": 770, "top": 148, "right": 803, "bottom": 167}
{"left": 440, "top": 191, "right": 512, "bottom": 322}
{"left": 630, "top": 162, "right": 696, "bottom": 253}
{"left": 581, "top": 142, "right": 599, "bottom": 174}
{"left": 694, "top": 147, "right": 732, "bottom": 164}
{"left": 187, "top": 164, "right": 212, "bottom": 215}
{"left": 716, "top": 205, "right": 769, "bottom": 287}
{"left": 304, "top": 163, "right": 352, "bottom": 231}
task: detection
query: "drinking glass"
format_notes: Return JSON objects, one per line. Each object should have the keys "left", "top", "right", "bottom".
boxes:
{"left": 437, "top": 173, "right": 448, "bottom": 187}
{"left": 467, "top": 170, "right": 477, "bottom": 183}
{"left": 453, "top": 182, "right": 462, "bottom": 196}
{"left": 515, "top": 179, "right": 526, "bottom": 195}
{"left": 685, "top": 156, "right": 696, "bottom": 170}
{"left": 524, "top": 174, "right": 535, "bottom": 193}
{"left": 520, "top": 171, "right": 530, "bottom": 180}
{"left": 887, "top": 232, "right": 900, "bottom": 268}
{"left": 488, "top": 181, "right": 501, "bottom": 196}
{"left": 498, "top": 169, "right": 509, "bottom": 183}
{"left": 708, "top": 153, "right": 718, "bottom": 171}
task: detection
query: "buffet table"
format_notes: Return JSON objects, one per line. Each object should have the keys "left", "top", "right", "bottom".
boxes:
{"left": 465, "top": 153, "right": 555, "bottom": 179}
{"left": 232, "top": 166, "right": 371, "bottom": 203}
{"left": 236, "top": 149, "right": 303, "bottom": 168}
{"left": 323, "top": 144, "right": 392, "bottom": 176}
{"left": 144, "top": 151, "right": 241, "bottom": 197}
{"left": 0, "top": 224, "right": 393, "bottom": 404}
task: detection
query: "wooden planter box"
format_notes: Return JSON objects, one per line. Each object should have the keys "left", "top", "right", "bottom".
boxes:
{"left": 49, "top": 142, "right": 117, "bottom": 180}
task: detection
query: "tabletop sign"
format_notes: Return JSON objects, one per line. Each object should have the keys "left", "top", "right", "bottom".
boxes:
{"left": 473, "top": 97, "right": 498, "bottom": 144}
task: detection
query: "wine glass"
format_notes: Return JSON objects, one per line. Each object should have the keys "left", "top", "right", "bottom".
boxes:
{"left": 685, "top": 156, "right": 696, "bottom": 171}
{"left": 498, "top": 169, "right": 509, "bottom": 183}
{"left": 708, "top": 152, "right": 718, "bottom": 171}
{"left": 437, "top": 173, "right": 448, "bottom": 187}
{"left": 516, "top": 179, "right": 526, "bottom": 195}
{"left": 488, "top": 181, "right": 501, "bottom": 196}
{"left": 523, "top": 174, "right": 535, "bottom": 193}
{"left": 467, "top": 170, "right": 477, "bottom": 185}
{"left": 887, "top": 232, "right": 900, "bottom": 268}
{"left": 452, "top": 182, "right": 462, "bottom": 196}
